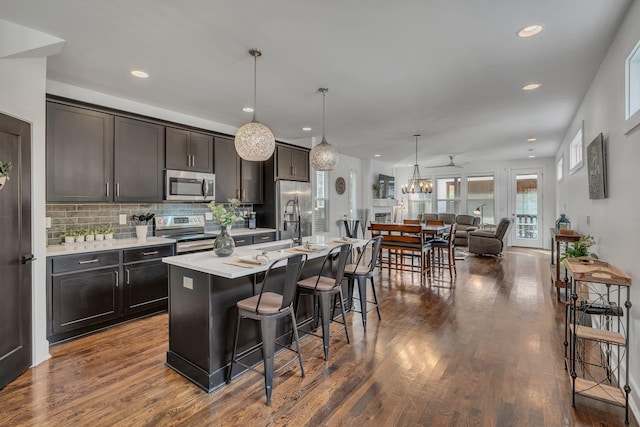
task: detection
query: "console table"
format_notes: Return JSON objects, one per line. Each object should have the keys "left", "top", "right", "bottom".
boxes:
{"left": 550, "top": 228, "right": 581, "bottom": 301}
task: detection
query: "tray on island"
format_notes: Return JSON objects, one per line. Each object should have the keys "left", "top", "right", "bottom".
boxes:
{"left": 565, "top": 257, "right": 631, "bottom": 286}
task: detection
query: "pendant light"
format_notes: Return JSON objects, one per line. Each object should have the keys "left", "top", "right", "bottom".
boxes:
{"left": 401, "top": 134, "right": 432, "bottom": 194}
{"left": 310, "top": 87, "right": 339, "bottom": 171}
{"left": 234, "top": 49, "right": 275, "bottom": 161}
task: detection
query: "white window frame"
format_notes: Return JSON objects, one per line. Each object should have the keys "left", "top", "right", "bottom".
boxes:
{"left": 557, "top": 156, "right": 564, "bottom": 183}
{"left": 435, "top": 176, "right": 462, "bottom": 214}
{"left": 313, "top": 170, "right": 329, "bottom": 234}
{"left": 625, "top": 38, "right": 640, "bottom": 134}
{"left": 466, "top": 175, "right": 495, "bottom": 225}
{"left": 569, "top": 126, "right": 583, "bottom": 174}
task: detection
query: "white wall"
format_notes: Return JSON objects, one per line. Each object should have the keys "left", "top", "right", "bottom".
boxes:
{"left": 326, "top": 154, "right": 364, "bottom": 237}
{"left": 0, "top": 57, "right": 50, "bottom": 364}
{"left": 392, "top": 157, "right": 556, "bottom": 249}
{"left": 555, "top": 0, "right": 640, "bottom": 417}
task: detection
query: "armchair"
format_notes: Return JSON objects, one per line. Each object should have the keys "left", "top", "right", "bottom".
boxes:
{"left": 454, "top": 214, "right": 480, "bottom": 247}
{"left": 468, "top": 218, "right": 512, "bottom": 256}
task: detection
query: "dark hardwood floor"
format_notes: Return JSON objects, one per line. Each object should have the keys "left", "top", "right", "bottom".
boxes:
{"left": 1, "top": 247, "right": 636, "bottom": 426}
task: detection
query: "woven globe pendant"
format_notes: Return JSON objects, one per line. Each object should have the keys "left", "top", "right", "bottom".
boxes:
{"left": 311, "top": 87, "right": 339, "bottom": 171}
{"left": 235, "top": 121, "right": 275, "bottom": 161}
{"left": 310, "top": 137, "right": 339, "bottom": 171}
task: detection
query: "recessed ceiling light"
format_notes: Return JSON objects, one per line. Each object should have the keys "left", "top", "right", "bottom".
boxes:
{"left": 522, "top": 83, "right": 542, "bottom": 91}
{"left": 374, "top": 154, "right": 381, "bottom": 157}
{"left": 517, "top": 25, "right": 543, "bottom": 38}
{"left": 527, "top": 138, "right": 537, "bottom": 142}
{"left": 302, "top": 127, "right": 312, "bottom": 131}
{"left": 130, "top": 70, "right": 149, "bottom": 79}
{"left": 528, "top": 155, "right": 536, "bottom": 158}
{"left": 242, "top": 107, "right": 254, "bottom": 113}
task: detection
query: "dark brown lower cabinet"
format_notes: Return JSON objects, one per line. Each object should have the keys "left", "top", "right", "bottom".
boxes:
{"left": 123, "top": 246, "right": 173, "bottom": 314}
{"left": 47, "top": 244, "right": 174, "bottom": 343}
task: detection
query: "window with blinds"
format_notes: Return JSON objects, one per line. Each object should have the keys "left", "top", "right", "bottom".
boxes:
{"left": 314, "top": 170, "right": 328, "bottom": 233}
{"left": 466, "top": 175, "right": 495, "bottom": 225}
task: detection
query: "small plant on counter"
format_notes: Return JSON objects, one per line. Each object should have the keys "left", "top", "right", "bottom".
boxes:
{"left": 60, "top": 231, "right": 75, "bottom": 244}
{"left": 207, "top": 198, "right": 243, "bottom": 227}
{"left": 94, "top": 227, "right": 105, "bottom": 241}
{"left": 101, "top": 226, "right": 115, "bottom": 240}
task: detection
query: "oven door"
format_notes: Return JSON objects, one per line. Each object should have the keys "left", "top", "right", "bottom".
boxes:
{"left": 165, "top": 170, "right": 215, "bottom": 201}
{"left": 175, "top": 238, "right": 217, "bottom": 254}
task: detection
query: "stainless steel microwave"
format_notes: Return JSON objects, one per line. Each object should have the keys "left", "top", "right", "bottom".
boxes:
{"left": 165, "top": 170, "right": 215, "bottom": 201}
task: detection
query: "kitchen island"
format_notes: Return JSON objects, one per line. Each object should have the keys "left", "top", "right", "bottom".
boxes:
{"left": 162, "top": 236, "right": 365, "bottom": 392}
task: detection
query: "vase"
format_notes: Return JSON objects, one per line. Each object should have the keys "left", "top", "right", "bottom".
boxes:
{"left": 214, "top": 226, "right": 235, "bottom": 257}
{"left": 136, "top": 225, "right": 148, "bottom": 240}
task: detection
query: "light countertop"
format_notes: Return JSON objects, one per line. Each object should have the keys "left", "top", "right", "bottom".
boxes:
{"left": 205, "top": 227, "right": 276, "bottom": 237}
{"left": 162, "top": 236, "right": 366, "bottom": 279}
{"left": 46, "top": 237, "right": 176, "bottom": 257}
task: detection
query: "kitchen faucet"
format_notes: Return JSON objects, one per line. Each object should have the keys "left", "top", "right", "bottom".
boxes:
{"left": 283, "top": 197, "right": 302, "bottom": 245}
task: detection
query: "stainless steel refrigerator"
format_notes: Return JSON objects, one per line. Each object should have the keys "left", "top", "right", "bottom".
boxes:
{"left": 276, "top": 180, "right": 312, "bottom": 243}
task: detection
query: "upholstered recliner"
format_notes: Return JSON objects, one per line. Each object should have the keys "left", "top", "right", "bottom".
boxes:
{"left": 454, "top": 214, "right": 480, "bottom": 247}
{"left": 468, "top": 218, "right": 512, "bottom": 256}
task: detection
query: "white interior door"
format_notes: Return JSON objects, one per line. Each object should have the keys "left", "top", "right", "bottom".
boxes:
{"left": 509, "top": 168, "right": 543, "bottom": 248}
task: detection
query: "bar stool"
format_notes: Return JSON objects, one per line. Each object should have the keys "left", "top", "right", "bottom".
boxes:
{"left": 227, "top": 253, "right": 306, "bottom": 406}
{"left": 430, "top": 223, "right": 457, "bottom": 278}
{"left": 295, "top": 243, "right": 351, "bottom": 360}
{"left": 344, "top": 236, "right": 383, "bottom": 332}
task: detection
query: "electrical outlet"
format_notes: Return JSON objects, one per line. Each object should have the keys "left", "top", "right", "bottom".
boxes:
{"left": 586, "top": 215, "right": 591, "bottom": 226}
{"left": 119, "top": 214, "right": 127, "bottom": 225}
{"left": 205, "top": 212, "right": 213, "bottom": 221}
{"left": 45, "top": 217, "right": 52, "bottom": 228}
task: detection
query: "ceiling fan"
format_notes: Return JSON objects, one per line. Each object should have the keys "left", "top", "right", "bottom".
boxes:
{"left": 424, "top": 155, "right": 465, "bottom": 168}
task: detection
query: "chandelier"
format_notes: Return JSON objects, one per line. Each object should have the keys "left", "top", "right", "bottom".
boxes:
{"left": 401, "top": 134, "right": 432, "bottom": 194}
{"left": 234, "top": 49, "right": 275, "bottom": 161}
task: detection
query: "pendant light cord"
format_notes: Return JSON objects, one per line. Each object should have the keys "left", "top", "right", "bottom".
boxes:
{"left": 252, "top": 53, "right": 258, "bottom": 122}
{"left": 322, "top": 90, "right": 326, "bottom": 140}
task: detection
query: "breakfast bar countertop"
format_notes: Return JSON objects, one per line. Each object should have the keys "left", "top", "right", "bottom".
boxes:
{"left": 162, "top": 236, "right": 366, "bottom": 279}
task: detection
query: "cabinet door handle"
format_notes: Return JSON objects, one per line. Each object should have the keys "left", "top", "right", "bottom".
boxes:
{"left": 106, "top": 182, "right": 109, "bottom": 197}
{"left": 191, "top": 155, "right": 196, "bottom": 167}
{"left": 236, "top": 189, "right": 239, "bottom": 199}
{"left": 78, "top": 259, "right": 99, "bottom": 264}
{"left": 115, "top": 270, "right": 119, "bottom": 288}
{"left": 236, "top": 239, "right": 246, "bottom": 244}
{"left": 242, "top": 189, "right": 246, "bottom": 200}
{"left": 126, "top": 269, "right": 130, "bottom": 285}
{"left": 187, "top": 154, "right": 191, "bottom": 167}
{"left": 291, "top": 165, "right": 294, "bottom": 175}
{"left": 142, "top": 251, "right": 159, "bottom": 256}
{"left": 116, "top": 183, "right": 120, "bottom": 197}
{"left": 260, "top": 236, "right": 270, "bottom": 240}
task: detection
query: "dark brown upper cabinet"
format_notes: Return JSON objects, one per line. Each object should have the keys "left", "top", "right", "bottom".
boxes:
{"left": 46, "top": 102, "right": 165, "bottom": 203}
{"left": 46, "top": 102, "right": 114, "bottom": 202}
{"left": 275, "top": 144, "right": 309, "bottom": 182}
{"left": 166, "top": 127, "right": 213, "bottom": 173}
{"left": 214, "top": 137, "right": 263, "bottom": 204}
{"left": 114, "top": 117, "right": 165, "bottom": 203}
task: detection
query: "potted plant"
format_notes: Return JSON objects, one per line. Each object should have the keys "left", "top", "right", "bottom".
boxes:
{"left": 102, "top": 226, "right": 115, "bottom": 240}
{"left": 0, "top": 161, "right": 12, "bottom": 190}
{"left": 73, "top": 228, "right": 87, "bottom": 243}
{"left": 85, "top": 228, "right": 96, "bottom": 242}
{"left": 372, "top": 182, "right": 381, "bottom": 199}
{"left": 60, "top": 231, "right": 75, "bottom": 245}
{"left": 94, "top": 227, "right": 105, "bottom": 241}
{"left": 561, "top": 234, "right": 598, "bottom": 264}
{"left": 207, "top": 198, "right": 243, "bottom": 257}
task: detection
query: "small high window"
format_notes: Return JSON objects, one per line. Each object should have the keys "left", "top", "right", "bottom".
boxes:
{"left": 569, "top": 126, "right": 583, "bottom": 174}
{"left": 625, "top": 39, "right": 640, "bottom": 132}
{"left": 557, "top": 156, "right": 564, "bottom": 182}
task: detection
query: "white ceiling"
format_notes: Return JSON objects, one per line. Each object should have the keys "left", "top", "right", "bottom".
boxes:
{"left": 0, "top": 0, "right": 632, "bottom": 167}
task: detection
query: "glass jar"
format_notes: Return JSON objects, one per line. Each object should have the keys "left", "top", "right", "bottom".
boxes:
{"left": 214, "top": 226, "right": 235, "bottom": 257}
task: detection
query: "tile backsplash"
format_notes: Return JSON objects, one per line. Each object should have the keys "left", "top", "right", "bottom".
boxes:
{"left": 46, "top": 202, "right": 252, "bottom": 246}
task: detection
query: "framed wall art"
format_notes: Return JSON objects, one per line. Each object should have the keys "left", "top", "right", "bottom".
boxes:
{"left": 586, "top": 133, "right": 607, "bottom": 199}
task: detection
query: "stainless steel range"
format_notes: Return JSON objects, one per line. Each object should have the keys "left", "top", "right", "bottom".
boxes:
{"left": 154, "top": 215, "right": 217, "bottom": 254}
